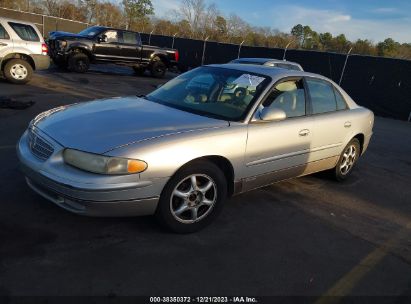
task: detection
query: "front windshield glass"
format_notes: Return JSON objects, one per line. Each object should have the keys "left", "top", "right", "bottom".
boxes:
{"left": 78, "top": 26, "right": 103, "bottom": 37}
{"left": 146, "top": 67, "right": 270, "bottom": 121}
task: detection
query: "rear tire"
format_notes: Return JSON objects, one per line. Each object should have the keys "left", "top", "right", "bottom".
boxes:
{"left": 68, "top": 52, "right": 90, "bottom": 73}
{"left": 333, "top": 138, "right": 360, "bottom": 181}
{"left": 133, "top": 66, "right": 145, "bottom": 76}
{"left": 155, "top": 160, "right": 227, "bottom": 233}
{"left": 150, "top": 57, "right": 166, "bottom": 78}
{"left": 3, "top": 59, "right": 33, "bottom": 84}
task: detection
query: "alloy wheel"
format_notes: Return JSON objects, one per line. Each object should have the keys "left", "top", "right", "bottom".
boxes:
{"left": 170, "top": 174, "right": 217, "bottom": 224}
{"left": 340, "top": 144, "right": 357, "bottom": 175}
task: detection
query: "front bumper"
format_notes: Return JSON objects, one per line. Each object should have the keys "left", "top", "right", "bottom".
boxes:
{"left": 17, "top": 129, "right": 166, "bottom": 217}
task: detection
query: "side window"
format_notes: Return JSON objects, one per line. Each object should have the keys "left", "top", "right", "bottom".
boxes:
{"left": 104, "top": 30, "right": 118, "bottom": 43}
{"left": 0, "top": 24, "right": 10, "bottom": 39}
{"left": 306, "top": 78, "right": 337, "bottom": 114}
{"left": 261, "top": 79, "right": 306, "bottom": 118}
{"left": 121, "top": 31, "right": 139, "bottom": 45}
{"left": 8, "top": 22, "right": 39, "bottom": 41}
{"left": 334, "top": 88, "right": 348, "bottom": 110}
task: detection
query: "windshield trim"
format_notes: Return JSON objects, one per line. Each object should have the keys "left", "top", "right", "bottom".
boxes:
{"left": 146, "top": 66, "right": 272, "bottom": 122}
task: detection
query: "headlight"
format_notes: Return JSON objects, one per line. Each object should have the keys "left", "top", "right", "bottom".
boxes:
{"left": 63, "top": 149, "right": 147, "bottom": 175}
{"left": 58, "top": 40, "right": 67, "bottom": 48}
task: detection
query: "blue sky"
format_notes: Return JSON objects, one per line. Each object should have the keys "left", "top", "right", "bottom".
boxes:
{"left": 151, "top": 0, "right": 411, "bottom": 43}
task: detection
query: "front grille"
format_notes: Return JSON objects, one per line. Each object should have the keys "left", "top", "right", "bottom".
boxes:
{"left": 28, "top": 128, "right": 54, "bottom": 161}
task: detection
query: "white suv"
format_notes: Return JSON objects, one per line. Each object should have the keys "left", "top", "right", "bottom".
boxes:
{"left": 0, "top": 17, "right": 50, "bottom": 84}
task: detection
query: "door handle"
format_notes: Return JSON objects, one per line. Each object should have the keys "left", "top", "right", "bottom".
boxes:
{"left": 299, "top": 129, "right": 310, "bottom": 137}
{"left": 344, "top": 121, "right": 352, "bottom": 128}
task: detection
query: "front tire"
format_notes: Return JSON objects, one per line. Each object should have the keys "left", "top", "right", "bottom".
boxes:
{"left": 4, "top": 59, "right": 33, "bottom": 84}
{"left": 155, "top": 161, "right": 227, "bottom": 233}
{"left": 53, "top": 58, "right": 68, "bottom": 70}
{"left": 333, "top": 138, "right": 360, "bottom": 181}
{"left": 68, "top": 52, "right": 90, "bottom": 73}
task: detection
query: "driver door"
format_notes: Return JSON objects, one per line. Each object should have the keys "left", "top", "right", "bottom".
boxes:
{"left": 244, "top": 78, "right": 314, "bottom": 191}
{"left": 94, "top": 30, "right": 121, "bottom": 62}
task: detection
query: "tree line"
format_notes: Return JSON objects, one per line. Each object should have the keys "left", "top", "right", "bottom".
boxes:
{"left": 1, "top": 0, "right": 410, "bottom": 59}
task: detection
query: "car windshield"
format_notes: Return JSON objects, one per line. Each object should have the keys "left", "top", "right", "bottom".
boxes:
{"left": 146, "top": 67, "right": 271, "bottom": 121}
{"left": 78, "top": 26, "right": 103, "bottom": 37}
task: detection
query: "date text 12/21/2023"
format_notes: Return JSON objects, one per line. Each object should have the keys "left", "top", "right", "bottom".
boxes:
{"left": 149, "top": 296, "right": 258, "bottom": 303}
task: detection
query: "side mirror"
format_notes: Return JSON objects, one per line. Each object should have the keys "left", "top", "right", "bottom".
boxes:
{"left": 98, "top": 35, "right": 107, "bottom": 43}
{"left": 260, "top": 107, "right": 286, "bottom": 122}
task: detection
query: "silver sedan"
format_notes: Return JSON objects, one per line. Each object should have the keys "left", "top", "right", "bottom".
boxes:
{"left": 17, "top": 64, "right": 374, "bottom": 233}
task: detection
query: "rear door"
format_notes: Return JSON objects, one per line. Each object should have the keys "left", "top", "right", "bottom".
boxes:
{"left": 7, "top": 22, "right": 42, "bottom": 54}
{"left": 305, "top": 77, "right": 352, "bottom": 161}
{"left": 118, "top": 31, "right": 142, "bottom": 63}
{"left": 0, "top": 23, "right": 12, "bottom": 58}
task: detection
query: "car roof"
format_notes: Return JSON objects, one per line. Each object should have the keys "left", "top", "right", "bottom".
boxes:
{"left": 87, "top": 25, "right": 136, "bottom": 33}
{"left": 208, "top": 63, "right": 325, "bottom": 81}
{"left": 0, "top": 17, "right": 38, "bottom": 26}
{"left": 232, "top": 57, "right": 300, "bottom": 66}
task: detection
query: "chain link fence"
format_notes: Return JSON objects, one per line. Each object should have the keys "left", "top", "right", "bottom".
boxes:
{"left": 1, "top": 7, "right": 410, "bottom": 121}
{"left": 0, "top": 7, "right": 88, "bottom": 37}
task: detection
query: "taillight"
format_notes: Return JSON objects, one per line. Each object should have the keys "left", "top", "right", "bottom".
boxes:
{"left": 174, "top": 50, "right": 179, "bottom": 62}
{"left": 41, "top": 43, "right": 48, "bottom": 55}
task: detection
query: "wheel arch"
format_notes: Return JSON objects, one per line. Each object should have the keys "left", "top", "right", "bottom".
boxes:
{"left": 353, "top": 133, "right": 365, "bottom": 154}
{"left": 173, "top": 155, "right": 236, "bottom": 197}
{"left": 1, "top": 53, "right": 35, "bottom": 71}
{"left": 68, "top": 46, "right": 93, "bottom": 60}
{"left": 150, "top": 53, "right": 170, "bottom": 67}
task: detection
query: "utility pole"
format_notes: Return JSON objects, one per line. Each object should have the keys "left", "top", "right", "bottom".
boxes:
{"left": 148, "top": 30, "right": 154, "bottom": 45}
{"left": 237, "top": 40, "right": 245, "bottom": 59}
{"left": 201, "top": 36, "right": 209, "bottom": 65}
{"left": 283, "top": 41, "right": 292, "bottom": 60}
{"left": 171, "top": 32, "right": 178, "bottom": 49}
{"left": 339, "top": 47, "right": 353, "bottom": 86}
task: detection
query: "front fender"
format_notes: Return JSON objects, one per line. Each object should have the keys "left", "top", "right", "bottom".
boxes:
{"left": 107, "top": 123, "right": 248, "bottom": 181}
{"left": 67, "top": 42, "right": 93, "bottom": 54}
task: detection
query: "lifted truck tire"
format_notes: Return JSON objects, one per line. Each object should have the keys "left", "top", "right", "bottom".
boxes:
{"left": 3, "top": 59, "right": 33, "bottom": 84}
{"left": 150, "top": 58, "right": 166, "bottom": 78}
{"left": 133, "top": 66, "right": 146, "bottom": 76}
{"left": 68, "top": 52, "right": 90, "bottom": 73}
{"left": 53, "top": 58, "right": 68, "bottom": 70}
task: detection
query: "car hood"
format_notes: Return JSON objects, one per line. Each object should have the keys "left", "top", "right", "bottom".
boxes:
{"left": 48, "top": 31, "right": 90, "bottom": 40}
{"left": 32, "top": 97, "right": 229, "bottom": 154}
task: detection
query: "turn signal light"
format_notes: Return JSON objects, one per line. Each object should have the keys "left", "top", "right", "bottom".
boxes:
{"left": 127, "top": 160, "right": 147, "bottom": 173}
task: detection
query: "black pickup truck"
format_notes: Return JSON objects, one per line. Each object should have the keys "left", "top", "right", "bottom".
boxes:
{"left": 47, "top": 26, "right": 179, "bottom": 78}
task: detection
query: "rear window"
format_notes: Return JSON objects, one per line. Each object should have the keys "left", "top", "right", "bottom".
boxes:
{"left": 0, "top": 24, "right": 9, "bottom": 39}
{"left": 9, "top": 22, "right": 40, "bottom": 42}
